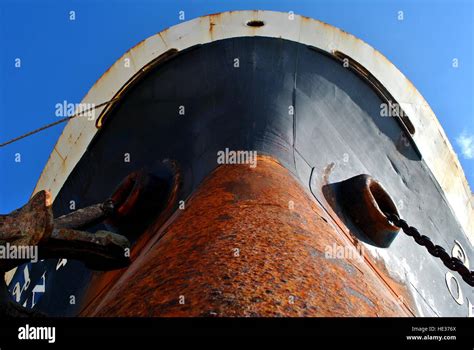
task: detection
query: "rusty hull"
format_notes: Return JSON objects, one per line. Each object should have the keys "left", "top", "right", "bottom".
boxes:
{"left": 84, "top": 156, "right": 412, "bottom": 317}
{"left": 31, "top": 11, "right": 473, "bottom": 248}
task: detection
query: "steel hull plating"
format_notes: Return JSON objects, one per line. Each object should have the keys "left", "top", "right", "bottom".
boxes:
{"left": 8, "top": 36, "right": 473, "bottom": 317}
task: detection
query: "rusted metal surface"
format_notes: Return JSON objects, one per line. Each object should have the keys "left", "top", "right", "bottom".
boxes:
{"left": 106, "top": 166, "right": 177, "bottom": 239}
{"left": 78, "top": 160, "right": 181, "bottom": 315}
{"left": 0, "top": 191, "right": 53, "bottom": 252}
{"left": 1, "top": 193, "right": 50, "bottom": 317}
{"left": 338, "top": 174, "right": 400, "bottom": 248}
{"left": 0, "top": 190, "right": 132, "bottom": 316}
{"left": 0, "top": 190, "right": 130, "bottom": 272}
{"left": 7, "top": 11, "right": 469, "bottom": 316}
{"left": 24, "top": 166, "right": 180, "bottom": 274}
{"left": 40, "top": 229, "right": 130, "bottom": 271}
{"left": 2, "top": 165, "right": 181, "bottom": 276}
{"left": 30, "top": 10, "right": 473, "bottom": 249}
{"left": 54, "top": 200, "right": 114, "bottom": 230}
{"left": 84, "top": 156, "right": 412, "bottom": 317}
{"left": 318, "top": 166, "right": 416, "bottom": 315}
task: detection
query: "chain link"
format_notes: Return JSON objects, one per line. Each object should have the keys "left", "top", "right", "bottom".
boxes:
{"left": 385, "top": 212, "right": 474, "bottom": 287}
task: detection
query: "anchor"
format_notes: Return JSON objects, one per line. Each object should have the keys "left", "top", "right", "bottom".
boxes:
{"left": 0, "top": 167, "right": 173, "bottom": 317}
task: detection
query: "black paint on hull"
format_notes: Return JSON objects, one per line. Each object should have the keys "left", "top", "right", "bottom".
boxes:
{"left": 9, "top": 37, "right": 473, "bottom": 317}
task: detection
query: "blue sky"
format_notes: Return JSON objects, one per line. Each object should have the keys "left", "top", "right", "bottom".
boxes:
{"left": 0, "top": 0, "right": 473, "bottom": 213}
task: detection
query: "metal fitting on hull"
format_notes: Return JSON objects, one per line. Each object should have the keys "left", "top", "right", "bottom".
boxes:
{"left": 338, "top": 175, "right": 400, "bottom": 248}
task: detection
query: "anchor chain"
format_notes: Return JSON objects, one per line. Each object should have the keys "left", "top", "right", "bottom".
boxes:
{"left": 385, "top": 212, "right": 474, "bottom": 287}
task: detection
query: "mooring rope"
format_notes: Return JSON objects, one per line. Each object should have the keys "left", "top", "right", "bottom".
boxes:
{"left": 0, "top": 97, "right": 120, "bottom": 148}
